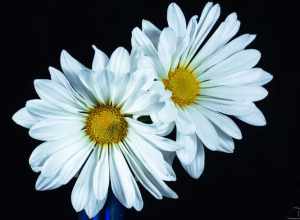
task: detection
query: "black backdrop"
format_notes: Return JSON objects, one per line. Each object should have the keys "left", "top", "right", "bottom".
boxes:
{"left": 4, "top": 0, "right": 299, "bottom": 220}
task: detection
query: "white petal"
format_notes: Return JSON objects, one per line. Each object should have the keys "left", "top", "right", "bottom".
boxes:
{"left": 71, "top": 150, "right": 97, "bottom": 212}
{"left": 184, "top": 4, "right": 220, "bottom": 64}
{"left": 199, "top": 49, "right": 261, "bottom": 81}
{"left": 216, "top": 129, "right": 235, "bottom": 153}
{"left": 158, "top": 27, "right": 177, "bottom": 74}
{"left": 167, "top": 3, "right": 186, "bottom": 37}
{"left": 123, "top": 91, "right": 162, "bottom": 115}
{"left": 236, "top": 105, "right": 266, "bottom": 126}
{"left": 127, "top": 117, "right": 174, "bottom": 136}
{"left": 136, "top": 129, "right": 181, "bottom": 152}
{"left": 120, "top": 143, "right": 178, "bottom": 199}
{"left": 29, "top": 118, "right": 84, "bottom": 141}
{"left": 41, "top": 135, "right": 90, "bottom": 178}
{"left": 93, "top": 148, "right": 110, "bottom": 200}
{"left": 92, "top": 45, "right": 108, "bottom": 72}
{"left": 199, "top": 97, "right": 256, "bottom": 116}
{"left": 107, "top": 47, "right": 130, "bottom": 75}
{"left": 29, "top": 135, "right": 82, "bottom": 171}
{"left": 186, "top": 108, "right": 220, "bottom": 151}
{"left": 175, "top": 110, "right": 196, "bottom": 135}
{"left": 196, "top": 34, "right": 256, "bottom": 73}
{"left": 176, "top": 131, "right": 197, "bottom": 165}
{"left": 189, "top": 12, "right": 240, "bottom": 69}
{"left": 34, "top": 79, "right": 84, "bottom": 112}
{"left": 131, "top": 27, "right": 157, "bottom": 56}
{"left": 201, "top": 68, "right": 273, "bottom": 87}
{"left": 131, "top": 175, "right": 144, "bottom": 211}
{"left": 84, "top": 187, "right": 106, "bottom": 218}
{"left": 182, "top": 140, "right": 205, "bottom": 179}
{"left": 126, "top": 128, "right": 176, "bottom": 181}
{"left": 35, "top": 173, "right": 63, "bottom": 191}
{"left": 26, "top": 99, "right": 80, "bottom": 120}
{"left": 84, "top": 195, "right": 106, "bottom": 219}
{"left": 197, "top": 106, "right": 242, "bottom": 139}
{"left": 157, "top": 100, "right": 177, "bottom": 123}
{"left": 200, "top": 86, "right": 268, "bottom": 102}
{"left": 60, "top": 50, "right": 97, "bottom": 106}
{"left": 110, "top": 146, "right": 136, "bottom": 208}
{"left": 12, "top": 107, "right": 38, "bottom": 128}
{"left": 142, "top": 19, "right": 161, "bottom": 48}
{"left": 49, "top": 67, "right": 71, "bottom": 88}
{"left": 55, "top": 143, "right": 93, "bottom": 185}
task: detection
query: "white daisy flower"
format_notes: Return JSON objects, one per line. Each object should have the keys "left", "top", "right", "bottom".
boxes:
{"left": 132, "top": 2, "right": 273, "bottom": 179}
{"left": 12, "top": 46, "right": 180, "bottom": 218}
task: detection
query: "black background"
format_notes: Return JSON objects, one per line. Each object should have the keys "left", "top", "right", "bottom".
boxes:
{"left": 4, "top": 0, "right": 299, "bottom": 220}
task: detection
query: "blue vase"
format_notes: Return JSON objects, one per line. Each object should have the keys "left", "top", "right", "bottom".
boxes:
{"left": 79, "top": 193, "right": 124, "bottom": 220}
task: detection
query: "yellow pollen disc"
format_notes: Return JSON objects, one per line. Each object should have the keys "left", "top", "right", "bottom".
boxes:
{"left": 163, "top": 67, "right": 200, "bottom": 108}
{"left": 85, "top": 105, "right": 128, "bottom": 146}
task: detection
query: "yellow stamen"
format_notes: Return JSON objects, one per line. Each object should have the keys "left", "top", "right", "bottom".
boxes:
{"left": 163, "top": 67, "right": 200, "bottom": 108}
{"left": 85, "top": 104, "right": 128, "bottom": 146}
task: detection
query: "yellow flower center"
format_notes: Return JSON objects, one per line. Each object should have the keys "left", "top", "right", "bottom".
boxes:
{"left": 163, "top": 67, "right": 200, "bottom": 108}
{"left": 85, "top": 104, "right": 128, "bottom": 146}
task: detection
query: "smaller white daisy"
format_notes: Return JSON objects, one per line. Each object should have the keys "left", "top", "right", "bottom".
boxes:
{"left": 132, "top": 2, "right": 273, "bottom": 178}
{"left": 12, "top": 46, "right": 181, "bottom": 218}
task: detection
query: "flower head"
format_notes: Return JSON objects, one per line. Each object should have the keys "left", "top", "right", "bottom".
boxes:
{"left": 12, "top": 46, "right": 180, "bottom": 218}
{"left": 132, "top": 2, "right": 273, "bottom": 178}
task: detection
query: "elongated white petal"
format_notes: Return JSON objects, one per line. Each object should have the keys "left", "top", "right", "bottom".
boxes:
{"left": 126, "top": 128, "right": 176, "bottom": 181}
{"left": 26, "top": 99, "right": 80, "bottom": 120}
{"left": 236, "top": 105, "right": 266, "bottom": 126}
{"left": 93, "top": 148, "right": 110, "bottom": 200}
{"left": 60, "top": 50, "right": 97, "bottom": 106}
{"left": 199, "top": 97, "right": 256, "bottom": 116}
{"left": 56, "top": 144, "right": 93, "bottom": 185}
{"left": 41, "top": 136, "right": 89, "bottom": 178}
{"left": 142, "top": 19, "right": 161, "bottom": 48}
{"left": 123, "top": 91, "right": 161, "bottom": 115}
{"left": 182, "top": 140, "right": 205, "bottom": 179}
{"left": 176, "top": 131, "right": 197, "bottom": 165}
{"left": 29, "top": 119, "right": 84, "bottom": 141}
{"left": 35, "top": 173, "right": 63, "bottom": 191}
{"left": 167, "top": 3, "right": 187, "bottom": 37}
{"left": 190, "top": 12, "right": 240, "bottom": 69}
{"left": 186, "top": 108, "right": 220, "bottom": 151}
{"left": 131, "top": 27, "right": 157, "bottom": 56}
{"left": 29, "top": 135, "right": 82, "bottom": 171}
{"left": 157, "top": 101, "right": 177, "bottom": 123}
{"left": 196, "top": 34, "right": 256, "bottom": 73}
{"left": 12, "top": 107, "right": 38, "bottom": 128}
{"left": 49, "top": 67, "right": 71, "bottom": 88}
{"left": 158, "top": 27, "right": 177, "bottom": 74}
{"left": 184, "top": 4, "right": 221, "bottom": 64}
{"left": 198, "top": 106, "right": 242, "bottom": 139}
{"left": 199, "top": 49, "right": 261, "bottom": 81}
{"left": 107, "top": 47, "right": 130, "bottom": 75}
{"left": 175, "top": 110, "right": 196, "bottom": 134}
{"left": 201, "top": 68, "right": 273, "bottom": 87}
{"left": 120, "top": 143, "right": 177, "bottom": 199}
{"left": 127, "top": 117, "right": 173, "bottom": 136}
{"left": 92, "top": 45, "right": 108, "bottom": 72}
{"left": 71, "top": 150, "right": 97, "bottom": 212}
{"left": 215, "top": 129, "right": 235, "bottom": 153}
{"left": 110, "top": 146, "right": 137, "bottom": 208}
{"left": 34, "top": 79, "right": 84, "bottom": 112}
{"left": 136, "top": 130, "right": 182, "bottom": 152}
{"left": 84, "top": 150, "right": 107, "bottom": 218}
{"left": 200, "top": 86, "right": 268, "bottom": 102}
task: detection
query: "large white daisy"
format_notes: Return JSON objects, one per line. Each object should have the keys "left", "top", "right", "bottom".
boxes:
{"left": 132, "top": 2, "right": 273, "bottom": 178}
{"left": 12, "top": 46, "right": 180, "bottom": 218}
